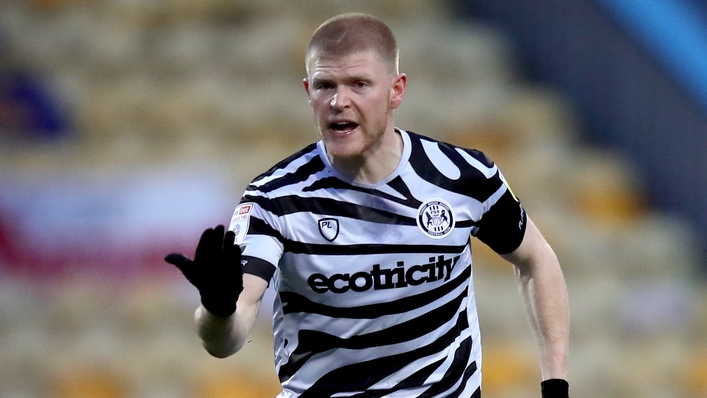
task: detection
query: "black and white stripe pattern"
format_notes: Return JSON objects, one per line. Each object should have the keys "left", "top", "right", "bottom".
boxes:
{"left": 231, "top": 129, "right": 526, "bottom": 397}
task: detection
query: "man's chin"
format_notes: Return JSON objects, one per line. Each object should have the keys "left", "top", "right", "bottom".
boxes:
{"left": 328, "top": 149, "right": 364, "bottom": 160}
{"left": 324, "top": 143, "right": 366, "bottom": 162}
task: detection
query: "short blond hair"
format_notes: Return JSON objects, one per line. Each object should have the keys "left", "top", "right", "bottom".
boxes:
{"left": 305, "top": 12, "right": 399, "bottom": 75}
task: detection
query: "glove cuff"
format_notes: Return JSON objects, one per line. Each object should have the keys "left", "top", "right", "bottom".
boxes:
{"left": 201, "top": 294, "right": 237, "bottom": 318}
{"left": 541, "top": 379, "right": 569, "bottom": 398}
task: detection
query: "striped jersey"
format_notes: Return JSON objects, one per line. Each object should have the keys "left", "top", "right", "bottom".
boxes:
{"left": 229, "top": 129, "right": 527, "bottom": 398}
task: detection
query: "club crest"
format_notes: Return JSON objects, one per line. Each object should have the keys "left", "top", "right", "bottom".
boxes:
{"left": 318, "top": 218, "right": 339, "bottom": 242}
{"left": 417, "top": 199, "right": 455, "bottom": 239}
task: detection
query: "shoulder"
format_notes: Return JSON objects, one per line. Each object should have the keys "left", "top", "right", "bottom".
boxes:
{"left": 404, "top": 129, "right": 496, "bottom": 175}
{"left": 252, "top": 142, "right": 320, "bottom": 181}
{"left": 245, "top": 142, "right": 325, "bottom": 195}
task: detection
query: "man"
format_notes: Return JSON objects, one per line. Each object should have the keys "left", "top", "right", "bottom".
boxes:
{"left": 166, "top": 12, "right": 570, "bottom": 398}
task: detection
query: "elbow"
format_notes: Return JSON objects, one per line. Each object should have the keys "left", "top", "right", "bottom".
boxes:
{"left": 201, "top": 333, "right": 241, "bottom": 358}
{"left": 204, "top": 343, "right": 238, "bottom": 359}
{"left": 201, "top": 333, "right": 246, "bottom": 358}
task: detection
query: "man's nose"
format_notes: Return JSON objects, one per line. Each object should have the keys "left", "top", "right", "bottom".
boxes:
{"left": 330, "top": 88, "right": 351, "bottom": 110}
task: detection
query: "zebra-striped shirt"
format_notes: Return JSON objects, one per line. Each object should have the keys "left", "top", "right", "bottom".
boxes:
{"left": 229, "top": 129, "right": 527, "bottom": 398}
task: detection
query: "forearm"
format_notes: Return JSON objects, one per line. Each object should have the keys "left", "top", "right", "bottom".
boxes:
{"left": 503, "top": 218, "right": 569, "bottom": 380}
{"left": 195, "top": 305, "right": 249, "bottom": 358}
{"left": 195, "top": 274, "right": 268, "bottom": 358}
{"left": 515, "top": 249, "right": 569, "bottom": 380}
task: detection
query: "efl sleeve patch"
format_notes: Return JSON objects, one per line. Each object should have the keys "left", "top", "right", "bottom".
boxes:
{"left": 229, "top": 203, "right": 254, "bottom": 245}
{"left": 232, "top": 201, "right": 285, "bottom": 272}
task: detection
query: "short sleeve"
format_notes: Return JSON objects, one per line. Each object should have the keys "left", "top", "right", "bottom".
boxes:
{"left": 228, "top": 200, "right": 283, "bottom": 282}
{"left": 472, "top": 176, "right": 527, "bottom": 255}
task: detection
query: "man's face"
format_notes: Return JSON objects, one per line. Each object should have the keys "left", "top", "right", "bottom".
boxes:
{"left": 304, "top": 50, "right": 405, "bottom": 161}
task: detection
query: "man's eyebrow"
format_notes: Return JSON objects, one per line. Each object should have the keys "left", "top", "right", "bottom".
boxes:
{"left": 310, "top": 76, "right": 335, "bottom": 87}
{"left": 311, "top": 76, "right": 333, "bottom": 83}
{"left": 310, "top": 70, "right": 373, "bottom": 85}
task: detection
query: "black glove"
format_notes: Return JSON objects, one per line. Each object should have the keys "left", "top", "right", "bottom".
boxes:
{"left": 541, "top": 379, "right": 569, "bottom": 398}
{"left": 165, "top": 225, "right": 243, "bottom": 318}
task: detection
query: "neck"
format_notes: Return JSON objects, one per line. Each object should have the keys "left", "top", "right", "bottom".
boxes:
{"left": 330, "top": 129, "right": 403, "bottom": 184}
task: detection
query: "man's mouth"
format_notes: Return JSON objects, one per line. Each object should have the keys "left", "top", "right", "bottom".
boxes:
{"left": 329, "top": 121, "right": 359, "bottom": 133}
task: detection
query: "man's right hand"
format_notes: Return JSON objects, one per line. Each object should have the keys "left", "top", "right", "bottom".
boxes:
{"left": 165, "top": 225, "right": 243, "bottom": 318}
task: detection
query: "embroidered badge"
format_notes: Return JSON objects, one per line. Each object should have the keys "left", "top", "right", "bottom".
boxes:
{"left": 229, "top": 203, "right": 253, "bottom": 245}
{"left": 417, "top": 199, "right": 455, "bottom": 239}
{"left": 318, "top": 218, "right": 339, "bottom": 242}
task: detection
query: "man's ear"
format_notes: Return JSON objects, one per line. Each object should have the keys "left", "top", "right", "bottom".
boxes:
{"left": 303, "top": 78, "right": 311, "bottom": 104}
{"left": 390, "top": 73, "right": 407, "bottom": 109}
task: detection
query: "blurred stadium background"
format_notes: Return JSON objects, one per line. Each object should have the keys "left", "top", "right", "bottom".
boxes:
{"left": 1, "top": 0, "right": 706, "bottom": 397}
